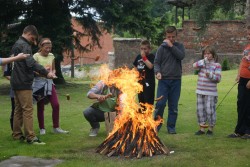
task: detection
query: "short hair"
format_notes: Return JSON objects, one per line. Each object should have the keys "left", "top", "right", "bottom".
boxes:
{"left": 23, "top": 25, "right": 39, "bottom": 37}
{"left": 140, "top": 40, "right": 151, "bottom": 48}
{"left": 202, "top": 45, "right": 218, "bottom": 62}
{"left": 165, "top": 26, "right": 177, "bottom": 35}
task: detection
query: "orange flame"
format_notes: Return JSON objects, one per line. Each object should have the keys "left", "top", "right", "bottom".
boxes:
{"left": 97, "top": 64, "right": 162, "bottom": 136}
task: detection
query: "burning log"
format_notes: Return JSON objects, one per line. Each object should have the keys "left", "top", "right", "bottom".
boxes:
{"left": 95, "top": 66, "right": 170, "bottom": 158}
{"left": 96, "top": 118, "right": 170, "bottom": 158}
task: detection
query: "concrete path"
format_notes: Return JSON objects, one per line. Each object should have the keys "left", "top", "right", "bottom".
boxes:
{"left": 0, "top": 156, "right": 62, "bottom": 167}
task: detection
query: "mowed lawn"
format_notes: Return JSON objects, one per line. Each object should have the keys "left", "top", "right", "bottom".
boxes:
{"left": 0, "top": 69, "right": 249, "bottom": 167}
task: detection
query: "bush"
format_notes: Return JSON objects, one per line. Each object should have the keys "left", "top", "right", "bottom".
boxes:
{"left": 194, "top": 69, "right": 199, "bottom": 75}
{"left": 222, "top": 58, "right": 230, "bottom": 71}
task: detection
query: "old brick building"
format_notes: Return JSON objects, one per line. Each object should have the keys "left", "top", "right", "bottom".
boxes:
{"left": 61, "top": 19, "right": 113, "bottom": 66}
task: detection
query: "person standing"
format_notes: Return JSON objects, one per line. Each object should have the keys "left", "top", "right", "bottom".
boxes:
{"left": 33, "top": 38, "right": 68, "bottom": 135}
{"left": 133, "top": 40, "right": 155, "bottom": 105}
{"left": 154, "top": 26, "right": 185, "bottom": 134}
{"left": 11, "top": 25, "right": 55, "bottom": 144}
{"left": 3, "top": 62, "right": 15, "bottom": 131}
{"left": 193, "top": 45, "right": 221, "bottom": 135}
{"left": 228, "top": 25, "right": 250, "bottom": 139}
{"left": 2, "top": 53, "right": 28, "bottom": 131}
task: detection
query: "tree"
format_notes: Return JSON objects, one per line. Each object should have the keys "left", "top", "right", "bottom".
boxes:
{"left": 0, "top": 0, "right": 156, "bottom": 83}
{"left": 192, "top": 0, "right": 247, "bottom": 31}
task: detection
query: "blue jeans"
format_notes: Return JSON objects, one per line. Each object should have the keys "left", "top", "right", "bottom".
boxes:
{"left": 154, "top": 79, "right": 181, "bottom": 132}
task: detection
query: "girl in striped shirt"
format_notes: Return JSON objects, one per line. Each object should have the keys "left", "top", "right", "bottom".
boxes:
{"left": 193, "top": 45, "right": 221, "bottom": 135}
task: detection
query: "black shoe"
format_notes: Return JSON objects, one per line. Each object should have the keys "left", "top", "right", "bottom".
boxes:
{"left": 168, "top": 130, "right": 177, "bottom": 134}
{"left": 195, "top": 130, "right": 205, "bottom": 135}
{"left": 27, "top": 137, "right": 46, "bottom": 145}
{"left": 206, "top": 130, "right": 213, "bottom": 136}
{"left": 241, "top": 134, "right": 250, "bottom": 139}
{"left": 227, "top": 133, "right": 242, "bottom": 138}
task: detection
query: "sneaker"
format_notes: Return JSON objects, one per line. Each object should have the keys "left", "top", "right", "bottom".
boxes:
{"left": 228, "top": 133, "right": 242, "bottom": 138}
{"left": 206, "top": 130, "right": 213, "bottom": 136}
{"left": 53, "top": 128, "right": 69, "bottom": 134}
{"left": 27, "top": 137, "right": 46, "bottom": 145}
{"left": 89, "top": 128, "right": 99, "bottom": 137}
{"left": 195, "top": 130, "right": 205, "bottom": 135}
{"left": 40, "top": 129, "right": 46, "bottom": 135}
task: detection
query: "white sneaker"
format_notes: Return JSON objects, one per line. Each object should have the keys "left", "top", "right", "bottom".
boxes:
{"left": 89, "top": 128, "right": 99, "bottom": 137}
{"left": 40, "top": 129, "right": 46, "bottom": 135}
{"left": 53, "top": 127, "right": 69, "bottom": 134}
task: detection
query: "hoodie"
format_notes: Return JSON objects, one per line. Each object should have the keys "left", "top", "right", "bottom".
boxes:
{"left": 154, "top": 42, "right": 185, "bottom": 79}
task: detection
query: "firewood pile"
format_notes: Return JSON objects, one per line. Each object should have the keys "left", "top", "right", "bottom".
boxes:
{"left": 96, "top": 118, "right": 170, "bottom": 158}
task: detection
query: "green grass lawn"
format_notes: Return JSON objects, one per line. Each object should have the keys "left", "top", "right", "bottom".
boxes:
{"left": 0, "top": 69, "right": 250, "bottom": 167}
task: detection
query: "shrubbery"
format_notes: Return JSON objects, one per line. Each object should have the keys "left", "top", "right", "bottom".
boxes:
{"left": 222, "top": 58, "right": 230, "bottom": 71}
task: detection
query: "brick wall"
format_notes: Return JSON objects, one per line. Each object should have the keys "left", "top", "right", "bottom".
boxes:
{"left": 177, "top": 20, "right": 248, "bottom": 74}
{"left": 64, "top": 20, "right": 248, "bottom": 75}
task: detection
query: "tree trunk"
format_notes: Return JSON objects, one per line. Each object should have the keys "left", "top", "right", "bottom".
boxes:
{"left": 53, "top": 57, "right": 66, "bottom": 84}
{"left": 245, "top": 0, "right": 250, "bottom": 24}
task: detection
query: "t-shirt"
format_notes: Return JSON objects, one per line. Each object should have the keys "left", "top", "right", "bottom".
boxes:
{"left": 33, "top": 52, "right": 54, "bottom": 70}
{"left": 133, "top": 53, "right": 155, "bottom": 84}
{"left": 240, "top": 45, "right": 250, "bottom": 79}
{"left": 239, "top": 57, "right": 250, "bottom": 79}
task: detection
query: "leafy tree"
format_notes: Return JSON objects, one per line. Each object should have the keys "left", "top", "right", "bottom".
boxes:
{"left": 0, "top": 0, "right": 157, "bottom": 83}
{"left": 114, "top": 0, "right": 173, "bottom": 47}
{"left": 192, "top": 0, "right": 246, "bottom": 31}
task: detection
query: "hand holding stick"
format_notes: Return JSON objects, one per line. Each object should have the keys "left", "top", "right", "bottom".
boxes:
{"left": 97, "top": 93, "right": 113, "bottom": 102}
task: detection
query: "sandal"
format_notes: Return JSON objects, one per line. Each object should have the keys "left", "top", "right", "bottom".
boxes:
{"left": 227, "top": 133, "right": 242, "bottom": 138}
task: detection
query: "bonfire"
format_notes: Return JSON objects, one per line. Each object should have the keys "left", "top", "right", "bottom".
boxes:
{"left": 96, "top": 65, "right": 170, "bottom": 158}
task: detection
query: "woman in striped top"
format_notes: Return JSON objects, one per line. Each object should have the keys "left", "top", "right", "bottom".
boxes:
{"left": 193, "top": 45, "right": 221, "bottom": 135}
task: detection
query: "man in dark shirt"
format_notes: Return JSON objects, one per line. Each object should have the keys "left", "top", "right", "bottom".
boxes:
{"left": 11, "top": 25, "right": 55, "bottom": 144}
